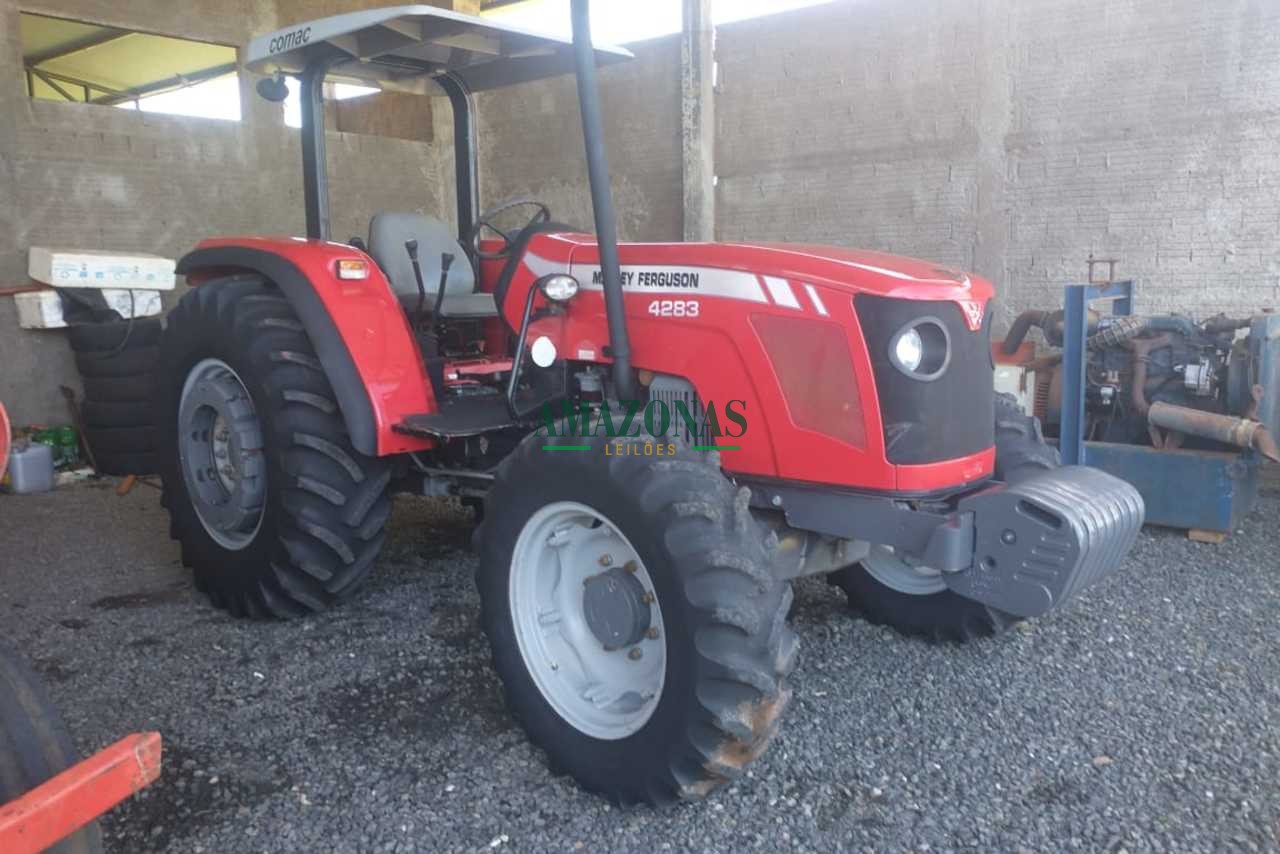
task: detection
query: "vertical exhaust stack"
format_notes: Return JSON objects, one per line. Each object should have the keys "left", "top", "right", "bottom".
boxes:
{"left": 570, "top": 0, "right": 636, "bottom": 403}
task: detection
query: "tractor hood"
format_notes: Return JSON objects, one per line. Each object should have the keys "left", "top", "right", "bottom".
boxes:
{"left": 523, "top": 234, "right": 994, "bottom": 308}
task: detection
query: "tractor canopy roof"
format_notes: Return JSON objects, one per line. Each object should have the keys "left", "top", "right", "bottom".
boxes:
{"left": 243, "top": 4, "right": 631, "bottom": 93}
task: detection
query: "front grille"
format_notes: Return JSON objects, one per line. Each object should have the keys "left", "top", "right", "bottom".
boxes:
{"left": 855, "top": 294, "right": 994, "bottom": 464}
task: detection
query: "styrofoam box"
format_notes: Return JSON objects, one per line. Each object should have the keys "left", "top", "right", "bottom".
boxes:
{"left": 15, "top": 288, "right": 162, "bottom": 330}
{"left": 28, "top": 247, "right": 176, "bottom": 290}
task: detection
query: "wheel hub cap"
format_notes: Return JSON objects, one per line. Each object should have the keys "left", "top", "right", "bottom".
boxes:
{"left": 178, "top": 358, "right": 266, "bottom": 551}
{"left": 582, "top": 567, "right": 652, "bottom": 651}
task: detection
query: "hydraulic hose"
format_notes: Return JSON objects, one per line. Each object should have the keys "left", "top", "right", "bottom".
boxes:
{"left": 570, "top": 0, "right": 636, "bottom": 403}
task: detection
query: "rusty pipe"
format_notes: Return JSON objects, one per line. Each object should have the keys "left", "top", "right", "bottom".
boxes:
{"left": 1127, "top": 333, "right": 1173, "bottom": 416}
{"left": 1147, "top": 401, "right": 1280, "bottom": 463}
{"left": 1002, "top": 310, "right": 1052, "bottom": 355}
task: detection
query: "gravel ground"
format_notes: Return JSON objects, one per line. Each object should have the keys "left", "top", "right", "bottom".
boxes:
{"left": 1, "top": 480, "right": 1279, "bottom": 852}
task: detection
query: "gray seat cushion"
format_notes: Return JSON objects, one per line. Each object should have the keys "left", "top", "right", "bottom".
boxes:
{"left": 439, "top": 292, "right": 497, "bottom": 318}
{"left": 368, "top": 212, "right": 497, "bottom": 318}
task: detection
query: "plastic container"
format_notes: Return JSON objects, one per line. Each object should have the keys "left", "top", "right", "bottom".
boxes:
{"left": 8, "top": 442, "right": 54, "bottom": 494}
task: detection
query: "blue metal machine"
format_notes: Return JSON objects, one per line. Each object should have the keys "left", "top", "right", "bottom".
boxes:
{"left": 1014, "top": 278, "right": 1278, "bottom": 535}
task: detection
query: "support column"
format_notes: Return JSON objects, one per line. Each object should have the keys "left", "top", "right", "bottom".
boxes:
{"left": 681, "top": 0, "right": 715, "bottom": 242}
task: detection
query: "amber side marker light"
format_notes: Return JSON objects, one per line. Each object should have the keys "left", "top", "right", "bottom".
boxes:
{"left": 336, "top": 259, "right": 370, "bottom": 280}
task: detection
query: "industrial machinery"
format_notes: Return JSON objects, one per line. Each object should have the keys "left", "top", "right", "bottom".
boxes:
{"left": 155, "top": 4, "right": 1143, "bottom": 802}
{"left": 997, "top": 274, "right": 1278, "bottom": 537}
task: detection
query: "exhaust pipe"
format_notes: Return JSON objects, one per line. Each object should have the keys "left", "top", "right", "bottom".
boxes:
{"left": 1147, "top": 401, "right": 1280, "bottom": 462}
{"left": 570, "top": 0, "right": 636, "bottom": 403}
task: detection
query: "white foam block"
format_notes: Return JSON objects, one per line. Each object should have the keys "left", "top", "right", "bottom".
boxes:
{"left": 28, "top": 247, "right": 176, "bottom": 290}
{"left": 14, "top": 289, "right": 163, "bottom": 329}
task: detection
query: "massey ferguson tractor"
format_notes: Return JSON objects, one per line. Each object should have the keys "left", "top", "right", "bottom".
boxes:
{"left": 155, "top": 3, "right": 1144, "bottom": 803}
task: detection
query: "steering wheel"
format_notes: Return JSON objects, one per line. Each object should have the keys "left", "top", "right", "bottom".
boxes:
{"left": 468, "top": 198, "right": 551, "bottom": 261}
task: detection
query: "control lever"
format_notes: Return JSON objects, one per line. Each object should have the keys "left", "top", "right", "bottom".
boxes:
{"left": 433, "top": 253, "right": 455, "bottom": 320}
{"left": 404, "top": 239, "right": 429, "bottom": 328}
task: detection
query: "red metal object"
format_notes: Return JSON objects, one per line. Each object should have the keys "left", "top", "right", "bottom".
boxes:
{"left": 0, "top": 402, "right": 10, "bottom": 482}
{"left": 0, "top": 732, "right": 162, "bottom": 854}
{"left": 516, "top": 234, "right": 995, "bottom": 491}
{"left": 191, "top": 237, "right": 437, "bottom": 457}
{"left": 994, "top": 340, "right": 1036, "bottom": 366}
{"left": 186, "top": 234, "right": 996, "bottom": 493}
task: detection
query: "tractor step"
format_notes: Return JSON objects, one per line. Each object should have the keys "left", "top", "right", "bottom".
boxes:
{"left": 395, "top": 397, "right": 521, "bottom": 439}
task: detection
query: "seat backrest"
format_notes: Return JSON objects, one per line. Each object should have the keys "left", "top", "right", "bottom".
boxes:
{"left": 368, "top": 213, "right": 475, "bottom": 306}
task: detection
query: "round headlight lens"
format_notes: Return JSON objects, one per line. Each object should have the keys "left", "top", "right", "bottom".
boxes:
{"left": 540, "top": 274, "right": 580, "bottom": 302}
{"left": 888, "top": 319, "right": 951, "bottom": 381}
{"left": 893, "top": 327, "right": 924, "bottom": 372}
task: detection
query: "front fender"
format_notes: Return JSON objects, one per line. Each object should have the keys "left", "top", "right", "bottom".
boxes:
{"left": 176, "top": 238, "right": 435, "bottom": 457}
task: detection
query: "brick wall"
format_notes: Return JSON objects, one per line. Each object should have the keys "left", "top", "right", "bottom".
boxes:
{"left": 0, "top": 0, "right": 448, "bottom": 424}
{"left": 479, "top": 0, "right": 1280, "bottom": 333}
{"left": 715, "top": 0, "right": 1280, "bottom": 330}
{"left": 476, "top": 34, "right": 683, "bottom": 242}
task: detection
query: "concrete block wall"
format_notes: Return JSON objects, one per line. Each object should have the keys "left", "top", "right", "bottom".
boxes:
{"left": 1003, "top": 0, "right": 1280, "bottom": 319}
{"left": 480, "top": 0, "right": 1280, "bottom": 335}
{"left": 0, "top": 0, "right": 448, "bottom": 425}
{"left": 476, "top": 34, "right": 683, "bottom": 242}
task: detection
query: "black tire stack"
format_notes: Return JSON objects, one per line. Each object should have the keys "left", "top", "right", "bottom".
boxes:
{"left": 69, "top": 318, "right": 162, "bottom": 476}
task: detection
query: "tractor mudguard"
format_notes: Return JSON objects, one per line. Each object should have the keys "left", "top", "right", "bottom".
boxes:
{"left": 176, "top": 240, "right": 435, "bottom": 457}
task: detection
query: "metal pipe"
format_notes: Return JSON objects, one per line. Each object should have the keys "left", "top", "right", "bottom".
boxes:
{"left": 1001, "top": 310, "right": 1050, "bottom": 354}
{"left": 570, "top": 0, "right": 636, "bottom": 403}
{"left": 435, "top": 73, "right": 479, "bottom": 242}
{"left": 1148, "top": 401, "right": 1280, "bottom": 462}
{"left": 1128, "top": 334, "right": 1172, "bottom": 416}
{"left": 300, "top": 56, "right": 336, "bottom": 241}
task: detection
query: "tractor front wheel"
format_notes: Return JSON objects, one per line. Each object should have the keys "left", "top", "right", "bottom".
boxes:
{"left": 477, "top": 434, "right": 797, "bottom": 804}
{"left": 156, "top": 276, "right": 392, "bottom": 618}
{"left": 832, "top": 393, "right": 1061, "bottom": 642}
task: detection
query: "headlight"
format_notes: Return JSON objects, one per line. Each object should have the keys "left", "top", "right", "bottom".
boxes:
{"left": 888, "top": 318, "right": 951, "bottom": 381}
{"left": 539, "top": 274, "right": 579, "bottom": 302}
{"left": 893, "top": 327, "right": 924, "bottom": 372}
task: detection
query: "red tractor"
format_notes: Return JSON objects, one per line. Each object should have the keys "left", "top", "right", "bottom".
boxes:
{"left": 156, "top": 3, "right": 1144, "bottom": 803}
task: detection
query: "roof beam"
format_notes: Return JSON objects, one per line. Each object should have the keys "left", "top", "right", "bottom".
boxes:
{"left": 31, "top": 69, "right": 79, "bottom": 102}
{"left": 24, "top": 27, "right": 131, "bottom": 67}
{"left": 92, "top": 62, "right": 238, "bottom": 106}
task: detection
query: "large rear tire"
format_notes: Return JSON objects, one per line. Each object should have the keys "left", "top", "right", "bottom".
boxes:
{"left": 156, "top": 276, "right": 392, "bottom": 618}
{"left": 832, "top": 392, "right": 1060, "bottom": 642}
{"left": 477, "top": 434, "right": 797, "bottom": 804}
{"left": 0, "top": 643, "right": 103, "bottom": 854}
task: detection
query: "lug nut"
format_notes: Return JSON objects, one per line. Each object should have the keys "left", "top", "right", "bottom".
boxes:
{"left": 641, "top": 592, "right": 654, "bottom": 605}
{"left": 628, "top": 648, "right": 643, "bottom": 661}
{"left": 598, "top": 554, "right": 614, "bottom": 567}
{"left": 646, "top": 627, "right": 659, "bottom": 640}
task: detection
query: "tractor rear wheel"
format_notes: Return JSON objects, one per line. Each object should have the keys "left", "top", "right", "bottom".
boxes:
{"left": 832, "top": 393, "right": 1060, "bottom": 642}
{"left": 155, "top": 275, "right": 392, "bottom": 618}
{"left": 477, "top": 434, "right": 797, "bottom": 804}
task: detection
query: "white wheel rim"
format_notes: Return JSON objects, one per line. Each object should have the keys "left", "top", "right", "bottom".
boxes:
{"left": 178, "top": 358, "right": 266, "bottom": 551}
{"left": 509, "top": 501, "right": 667, "bottom": 740}
{"left": 862, "top": 545, "right": 947, "bottom": 596}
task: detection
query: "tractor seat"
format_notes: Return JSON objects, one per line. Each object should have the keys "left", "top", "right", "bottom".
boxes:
{"left": 367, "top": 212, "right": 498, "bottom": 318}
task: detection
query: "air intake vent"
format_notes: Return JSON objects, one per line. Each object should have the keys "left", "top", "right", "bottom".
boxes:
{"left": 648, "top": 374, "right": 703, "bottom": 444}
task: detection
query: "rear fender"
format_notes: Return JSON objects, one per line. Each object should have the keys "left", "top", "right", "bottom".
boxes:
{"left": 176, "top": 239, "right": 435, "bottom": 457}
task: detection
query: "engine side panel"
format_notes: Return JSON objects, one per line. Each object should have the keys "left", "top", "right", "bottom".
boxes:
{"left": 181, "top": 237, "right": 435, "bottom": 457}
